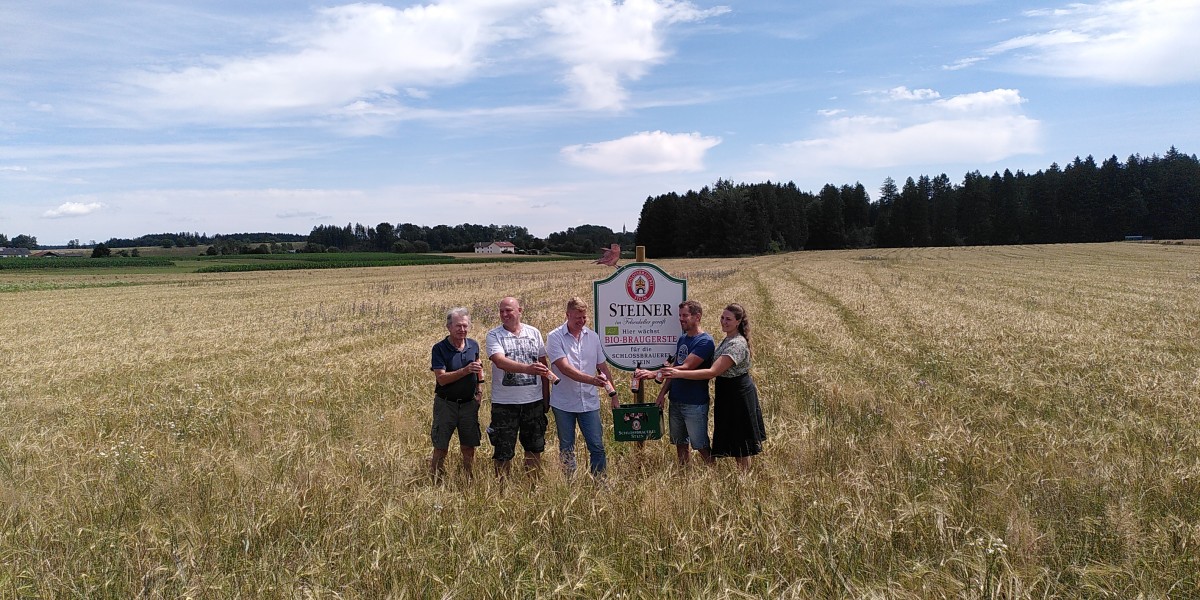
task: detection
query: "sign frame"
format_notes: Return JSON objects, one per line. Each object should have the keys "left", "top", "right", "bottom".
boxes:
{"left": 593, "top": 261, "right": 687, "bottom": 372}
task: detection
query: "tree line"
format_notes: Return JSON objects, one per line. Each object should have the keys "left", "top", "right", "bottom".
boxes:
{"left": 0, "top": 233, "right": 38, "bottom": 249}
{"left": 305, "top": 222, "right": 633, "bottom": 254}
{"left": 545, "top": 225, "right": 636, "bottom": 254}
{"left": 102, "top": 232, "right": 306, "bottom": 250}
{"left": 306, "top": 222, "right": 538, "bottom": 253}
{"left": 1, "top": 232, "right": 307, "bottom": 251}
{"left": 636, "top": 147, "right": 1200, "bottom": 257}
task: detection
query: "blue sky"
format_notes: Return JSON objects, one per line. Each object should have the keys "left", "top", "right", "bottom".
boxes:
{"left": 2, "top": 0, "right": 1198, "bottom": 245}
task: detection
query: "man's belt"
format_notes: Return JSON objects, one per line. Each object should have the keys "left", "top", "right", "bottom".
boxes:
{"left": 436, "top": 394, "right": 475, "bottom": 404}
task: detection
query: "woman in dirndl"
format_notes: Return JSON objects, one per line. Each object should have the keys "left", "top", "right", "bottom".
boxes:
{"left": 662, "top": 303, "right": 765, "bottom": 472}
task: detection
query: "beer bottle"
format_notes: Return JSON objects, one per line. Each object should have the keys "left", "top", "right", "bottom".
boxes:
{"left": 655, "top": 355, "right": 675, "bottom": 383}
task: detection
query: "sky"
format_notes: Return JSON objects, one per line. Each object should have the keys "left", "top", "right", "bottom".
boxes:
{"left": 2, "top": 0, "right": 1198, "bottom": 245}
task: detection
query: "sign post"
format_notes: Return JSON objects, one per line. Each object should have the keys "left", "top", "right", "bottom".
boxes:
{"left": 595, "top": 246, "right": 686, "bottom": 442}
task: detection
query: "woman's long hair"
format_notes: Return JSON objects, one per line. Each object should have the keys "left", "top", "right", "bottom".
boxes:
{"left": 725, "top": 303, "right": 751, "bottom": 352}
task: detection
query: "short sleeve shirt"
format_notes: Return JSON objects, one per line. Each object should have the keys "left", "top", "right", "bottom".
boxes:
{"left": 546, "top": 322, "right": 606, "bottom": 412}
{"left": 669, "top": 332, "right": 715, "bottom": 405}
{"left": 485, "top": 323, "right": 547, "bottom": 405}
{"left": 715, "top": 335, "right": 751, "bottom": 378}
{"left": 430, "top": 337, "right": 481, "bottom": 401}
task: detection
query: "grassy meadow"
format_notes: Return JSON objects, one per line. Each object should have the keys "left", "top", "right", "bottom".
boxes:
{"left": 1, "top": 242, "right": 1198, "bottom": 598}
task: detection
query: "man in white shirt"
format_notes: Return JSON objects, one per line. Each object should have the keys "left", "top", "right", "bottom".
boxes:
{"left": 546, "top": 296, "right": 617, "bottom": 476}
{"left": 485, "top": 296, "right": 552, "bottom": 478}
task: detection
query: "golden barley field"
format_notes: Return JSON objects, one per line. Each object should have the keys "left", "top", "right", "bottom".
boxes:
{"left": 1, "top": 242, "right": 1198, "bottom": 599}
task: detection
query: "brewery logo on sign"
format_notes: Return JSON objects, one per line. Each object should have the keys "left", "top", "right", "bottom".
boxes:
{"left": 625, "top": 269, "right": 655, "bottom": 303}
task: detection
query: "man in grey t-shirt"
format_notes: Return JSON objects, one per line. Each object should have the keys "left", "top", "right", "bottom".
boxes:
{"left": 485, "top": 296, "right": 552, "bottom": 478}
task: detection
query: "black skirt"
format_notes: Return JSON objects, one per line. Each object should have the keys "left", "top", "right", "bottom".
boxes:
{"left": 711, "top": 373, "right": 766, "bottom": 458}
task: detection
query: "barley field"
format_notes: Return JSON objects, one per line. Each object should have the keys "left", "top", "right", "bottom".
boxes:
{"left": 1, "top": 242, "right": 1198, "bottom": 599}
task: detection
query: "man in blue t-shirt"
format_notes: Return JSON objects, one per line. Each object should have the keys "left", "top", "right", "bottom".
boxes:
{"left": 636, "top": 300, "right": 715, "bottom": 465}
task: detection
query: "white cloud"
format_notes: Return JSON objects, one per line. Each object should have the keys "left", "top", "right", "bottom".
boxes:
{"left": 887, "top": 86, "right": 940, "bottom": 101}
{"left": 561, "top": 130, "right": 721, "bottom": 173}
{"left": 43, "top": 201, "right": 106, "bottom": 219}
{"left": 129, "top": 3, "right": 489, "bottom": 118}
{"left": 122, "top": 0, "right": 725, "bottom": 122}
{"left": 943, "top": 56, "right": 983, "bottom": 71}
{"left": 984, "top": 0, "right": 1200, "bottom": 85}
{"left": 540, "top": 0, "right": 728, "bottom": 110}
{"left": 934, "top": 88, "right": 1024, "bottom": 112}
{"left": 782, "top": 88, "right": 1041, "bottom": 170}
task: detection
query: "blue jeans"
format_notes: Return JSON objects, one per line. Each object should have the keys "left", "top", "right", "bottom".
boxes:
{"left": 552, "top": 407, "right": 607, "bottom": 476}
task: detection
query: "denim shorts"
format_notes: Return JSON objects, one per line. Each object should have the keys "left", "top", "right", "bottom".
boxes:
{"left": 488, "top": 401, "right": 547, "bottom": 462}
{"left": 669, "top": 402, "right": 710, "bottom": 450}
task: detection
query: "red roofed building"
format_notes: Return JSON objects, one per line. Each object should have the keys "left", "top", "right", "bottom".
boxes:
{"left": 474, "top": 241, "right": 517, "bottom": 254}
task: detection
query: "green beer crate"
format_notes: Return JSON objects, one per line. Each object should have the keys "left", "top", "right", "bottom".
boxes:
{"left": 612, "top": 403, "right": 662, "bottom": 442}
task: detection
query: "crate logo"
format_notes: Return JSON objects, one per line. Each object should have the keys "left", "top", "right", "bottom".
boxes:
{"left": 625, "top": 269, "right": 655, "bottom": 303}
{"left": 622, "top": 411, "right": 647, "bottom": 431}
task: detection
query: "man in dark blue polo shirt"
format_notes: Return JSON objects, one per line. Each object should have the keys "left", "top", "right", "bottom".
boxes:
{"left": 430, "top": 307, "right": 485, "bottom": 480}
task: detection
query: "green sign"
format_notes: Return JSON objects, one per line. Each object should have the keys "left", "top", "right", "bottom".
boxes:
{"left": 612, "top": 403, "right": 663, "bottom": 442}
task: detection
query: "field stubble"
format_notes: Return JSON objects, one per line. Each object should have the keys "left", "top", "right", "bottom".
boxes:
{"left": 1, "top": 243, "right": 1198, "bottom": 598}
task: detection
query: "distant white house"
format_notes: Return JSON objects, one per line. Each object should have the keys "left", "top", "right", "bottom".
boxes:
{"left": 474, "top": 241, "right": 517, "bottom": 254}
{"left": 0, "top": 247, "right": 31, "bottom": 258}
